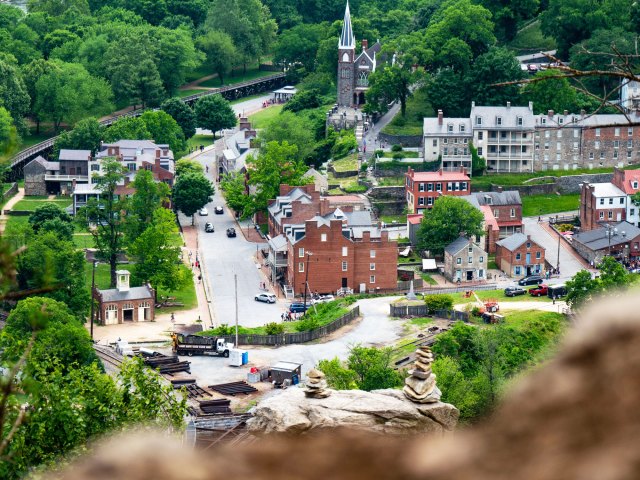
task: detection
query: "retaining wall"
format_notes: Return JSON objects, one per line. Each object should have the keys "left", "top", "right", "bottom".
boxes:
{"left": 487, "top": 172, "right": 615, "bottom": 196}
{"left": 379, "top": 132, "right": 422, "bottom": 148}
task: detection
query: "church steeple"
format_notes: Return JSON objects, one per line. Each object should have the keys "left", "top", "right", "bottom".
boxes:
{"left": 339, "top": 1, "right": 355, "bottom": 49}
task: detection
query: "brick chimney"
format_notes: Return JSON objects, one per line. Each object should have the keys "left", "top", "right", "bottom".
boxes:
{"left": 319, "top": 198, "right": 330, "bottom": 216}
{"left": 563, "top": 110, "right": 568, "bottom": 116}
{"left": 156, "top": 149, "right": 160, "bottom": 158}
{"left": 438, "top": 110, "right": 443, "bottom": 125}
{"left": 363, "top": 230, "right": 370, "bottom": 241}
{"left": 438, "top": 168, "right": 443, "bottom": 176}
{"left": 362, "top": 39, "right": 368, "bottom": 50}
{"left": 548, "top": 109, "right": 554, "bottom": 117}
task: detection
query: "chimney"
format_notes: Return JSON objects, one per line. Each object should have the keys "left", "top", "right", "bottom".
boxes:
{"left": 156, "top": 149, "right": 160, "bottom": 158}
{"left": 563, "top": 110, "right": 568, "bottom": 116}
{"left": 362, "top": 39, "right": 368, "bottom": 50}
{"left": 580, "top": 109, "right": 586, "bottom": 117}
{"left": 438, "top": 168, "right": 443, "bottom": 176}
{"left": 471, "top": 101, "right": 475, "bottom": 108}
{"left": 548, "top": 109, "right": 554, "bottom": 117}
{"left": 496, "top": 186, "right": 503, "bottom": 193}
{"left": 528, "top": 101, "right": 533, "bottom": 112}
{"left": 506, "top": 101, "right": 511, "bottom": 108}
{"left": 437, "top": 110, "right": 443, "bottom": 125}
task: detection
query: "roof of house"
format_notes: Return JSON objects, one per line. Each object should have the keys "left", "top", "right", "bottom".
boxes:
{"left": 72, "top": 183, "right": 101, "bottom": 195}
{"left": 99, "top": 285, "right": 154, "bottom": 303}
{"left": 591, "top": 183, "right": 626, "bottom": 197}
{"left": 268, "top": 234, "right": 288, "bottom": 252}
{"left": 445, "top": 236, "right": 472, "bottom": 255}
{"left": 407, "top": 170, "right": 470, "bottom": 182}
{"left": 573, "top": 221, "right": 640, "bottom": 251}
{"left": 267, "top": 187, "right": 314, "bottom": 218}
{"left": 304, "top": 168, "right": 328, "bottom": 186}
{"left": 29, "top": 155, "right": 60, "bottom": 171}
{"left": 616, "top": 170, "right": 640, "bottom": 195}
{"left": 470, "top": 105, "right": 536, "bottom": 129}
{"left": 469, "top": 191, "right": 522, "bottom": 206}
{"left": 104, "top": 140, "right": 167, "bottom": 150}
{"left": 407, "top": 214, "right": 423, "bottom": 225}
{"left": 496, "top": 233, "right": 533, "bottom": 251}
{"left": 423, "top": 117, "right": 472, "bottom": 136}
{"left": 479, "top": 205, "right": 499, "bottom": 231}
{"left": 59, "top": 149, "right": 91, "bottom": 161}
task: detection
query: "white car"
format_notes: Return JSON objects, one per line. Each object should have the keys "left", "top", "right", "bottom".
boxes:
{"left": 255, "top": 293, "right": 276, "bottom": 304}
{"left": 311, "top": 294, "right": 335, "bottom": 305}
{"left": 199, "top": 208, "right": 208, "bottom": 216}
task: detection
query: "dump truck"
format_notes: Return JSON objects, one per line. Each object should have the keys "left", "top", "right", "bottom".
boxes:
{"left": 171, "top": 333, "right": 234, "bottom": 357}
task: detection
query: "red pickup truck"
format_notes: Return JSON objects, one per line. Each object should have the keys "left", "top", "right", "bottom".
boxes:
{"left": 529, "top": 285, "right": 548, "bottom": 297}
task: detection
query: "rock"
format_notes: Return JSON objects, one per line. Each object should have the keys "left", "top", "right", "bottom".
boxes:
{"left": 409, "top": 368, "right": 431, "bottom": 380}
{"left": 307, "top": 369, "right": 324, "bottom": 379}
{"left": 405, "top": 374, "right": 436, "bottom": 395}
{"left": 248, "top": 388, "right": 458, "bottom": 435}
{"left": 304, "top": 369, "right": 331, "bottom": 398}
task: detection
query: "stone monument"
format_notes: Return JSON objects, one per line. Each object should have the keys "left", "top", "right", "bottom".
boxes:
{"left": 304, "top": 369, "right": 331, "bottom": 398}
{"left": 403, "top": 346, "right": 441, "bottom": 404}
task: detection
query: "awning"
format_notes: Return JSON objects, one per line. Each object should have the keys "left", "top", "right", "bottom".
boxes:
{"left": 422, "top": 259, "right": 437, "bottom": 270}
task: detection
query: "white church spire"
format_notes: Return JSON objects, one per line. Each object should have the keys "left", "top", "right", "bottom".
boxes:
{"left": 339, "top": 1, "right": 355, "bottom": 49}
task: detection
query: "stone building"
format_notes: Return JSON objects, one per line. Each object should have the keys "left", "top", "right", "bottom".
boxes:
{"left": 24, "top": 151, "right": 92, "bottom": 196}
{"left": 405, "top": 167, "right": 471, "bottom": 214}
{"left": 571, "top": 221, "right": 640, "bottom": 264}
{"left": 495, "top": 233, "right": 545, "bottom": 278}
{"left": 93, "top": 270, "right": 155, "bottom": 325}
{"left": 443, "top": 237, "right": 488, "bottom": 283}
{"left": 423, "top": 112, "right": 472, "bottom": 172}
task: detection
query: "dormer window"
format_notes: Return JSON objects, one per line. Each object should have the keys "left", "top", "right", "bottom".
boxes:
{"left": 541, "top": 118, "right": 546, "bottom": 125}
{"left": 634, "top": 181, "right": 638, "bottom": 189}
{"left": 476, "top": 116, "right": 482, "bottom": 126}
{"left": 447, "top": 124, "right": 453, "bottom": 132}
{"left": 459, "top": 124, "right": 465, "bottom": 132}
{"left": 559, "top": 118, "right": 564, "bottom": 125}
{"left": 496, "top": 116, "right": 502, "bottom": 126}
{"left": 517, "top": 116, "right": 523, "bottom": 126}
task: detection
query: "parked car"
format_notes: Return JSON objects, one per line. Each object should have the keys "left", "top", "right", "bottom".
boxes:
{"left": 226, "top": 227, "right": 236, "bottom": 238}
{"left": 289, "top": 303, "right": 309, "bottom": 313}
{"left": 214, "top": 206, "right": 224, "bottom": 214}
{"left": 527, "top": 64, "right": 539, "bottom": 73}
{"left": 311, "top": 294, "right": 335, "bottom": 305}
{"left": 504, "top": 286, "right": 526, "bottom": 297}
{"left": 204, "top": 222, "right": 214, "bottom": 233}
{"left": 198, "top": 207, "right": 208, "bottom": 216}
{"left": 518, "top": 275, "right": 543, "bottom": 286}
{"left": 255, "top": 293, "right": 276, "bottom": 304}
{"left": 529, "top": 284, "right": 548, "bottom": 297}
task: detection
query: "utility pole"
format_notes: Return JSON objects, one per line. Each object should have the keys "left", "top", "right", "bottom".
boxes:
{"left": 556, "top": 233, "right": 561, "bottom": 274}
{"left": 302, "top": 252, "right": 312, "bottom": 313}
{"left": 234, "top": 274, "right": 238, "bottom": 348}
{"left": 90, "top": 260, "right": 97, "bottom": 341}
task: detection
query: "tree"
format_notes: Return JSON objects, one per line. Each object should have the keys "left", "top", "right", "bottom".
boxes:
{"left": 220, "top": 173, "right": 251, "bottom": 218}
{"left": 246, "top": 141, "right": 308, "bottom": 213}
{"left": 273, "top": 23, "right": 327, "bottom": 71}
{"left": 54, "top": 117, "right": 105, "bottom": 154}
{"left": 140, "top": 110, "right": 187, "bottom": 157}
{"left": 366, "top": 64, "right": 418, "bottom": 117}
{"left": 197, "top": 30, "right": 237, "bottom": 86}
{"left": 566, "top": 258, "right": 630, "bottom": 310}
{"left": 125, "top": 169, "right": 171, "bottom": 243}
{"left": 34, "top": 61, "right": 114, "bottom": 131}
{"left": 346, "top": 345, "right": 404, "bottom": 391}
{"left": 172, "top": 172, "right": 214, "bottom": 225}
{"left": 21, "top": 59, "right": 61, "bottom": 134}
{"left": 317, "top": 357, "right": 358, "bottom": 389}
{"left": 283, "top": 89, "right": 322, "bottom": 113}
{"left": 466, "top": 47, "right": 524, "bottom": 107}
{"left": 175, "top": 158, "right": 204, "bottom": 176}
{"left": 424, "top": 294, "right": 454, "bottom": 313}
{"left": 597, "top": 255, "right": 629, "bottom": 290}
{"left": 425, "top": 68, "right": 471, "bottom": 118}
{"left": 103, "top": 116, "right": 152, "bottom": 143}
{"left": 130, "top": 208, "right": 188, "bottom": 299}
{"left": 416, "top": 197, "right": 484, "bottom": 255}
{"left": 194, "top": 94, "right": 236, "bottom": 138}
{"left": 78, "top": 158, "right": 128, "bottom": 287}
{"left": 28, "top": 202, "right": 73, "bottom": 235}
{"left": 523, "top": 69, "right": 579, "bottom": 115}
{"left": 260, "top": 111, "right": 315, "bottom": 162}
{"left": 161, "top": 97, "right": 196, "bottom": 139}
{"left": 0, "top": 107, "right": 18, "bottom": 156}
{"left": 154, "top": 27, "right": 203, "bottom": 95}
{"left": 565, "top": 270, "right": 598, "bottom": 310}
{"left": 0, "top": 59, "right": 30, "bottom": 134}
{"left": 469, "top": 142, "right": 486, "bottom": 177}
{"left": 42, "top": 29, "right": 79, "bottom": 58}
{"left": 27, "top": 0, "right": 90, "bottom": 17}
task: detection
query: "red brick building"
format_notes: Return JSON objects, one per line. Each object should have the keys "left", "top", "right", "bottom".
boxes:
{"left": 495, "top": 233, "right": 546, "bottom": 278}
{"left": 93, "top": 270, "right": 155, "bottom": 325}
{"left": 284, "top": 214, "right": 397, "bottom": 295}
{"left": 579, "top": 182, "right": 628, "bottom": 231}
{"left": 405, "top": 167, "right": 471, "bottom": 214}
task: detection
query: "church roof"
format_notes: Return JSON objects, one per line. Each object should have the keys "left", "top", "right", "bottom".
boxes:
{"left": 339, "top": 2, "right": 355, "bottom": 49}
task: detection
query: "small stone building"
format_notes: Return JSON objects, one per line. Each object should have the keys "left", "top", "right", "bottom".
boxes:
{"left": 495, "top": 233, "right": 546, "bottom": 278}
{"left": 93, "top": 270, "right": 155, "bottom": 325}
{"left": 443, "top": 237, "right": 488, "bottom": 283}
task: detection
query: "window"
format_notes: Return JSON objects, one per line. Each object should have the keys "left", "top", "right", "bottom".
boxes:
{"left": 443, "top": 148, "right": 448, "bottom": 155}
{"left": 541, "top": 118, "right": 546, "bottom": 125}
{"left": 418, "top": 197, "right": 425, "bottom": 206}
{"left": 609, "top": 198, "right": 614, "bottom": 205}
{"left": 517, "top": 116, "right": 523, "bottom": 126}
{"left": 515, "top": 266, "right": 521, "bottom": 275}
{"left": 370, "top": 250, "right": 376, "bottom": 258}
{"left": 595, "top": 141, "right": 600, "bottom": 149}
{"left": 526, "top": 242, "right": 531, "bottom": 248}
{"left": 600, "top": 152, "right": 605, "bottom": 160}
{"left": 596, "top": 128, "right": 601, "bottom": 137}
{"left": 460, "top": 124, "right": 465, "bottom": 132}
{"left": 615, "top": 127, "right": 620, "bottom": 137}
{"left": 608, "top": 211, "right": 613, "bottom": 219}
{"left": 574, "top": 129, "right": 579, "bottom": 138}
{"left": 620, "top": 197, "right": 625, "bottom": 205}
{"left": 494, "top": 209, "right": 499, "bottom": 218}
{"left": 559, "top": 118, "right": 564, "bottom": 125}
{"left": 628, "top": 140, "right": 633, "bottom": 149}
{"left": 478, "top": 131, "right": 483, "bottom": 140}
{"left": 476, "top": 116, "right": 482, "bottom": 126}
{"left": 600, "top": 198, "right": 605, "bottom": 205}
{"left": 545, "top": 131, "right": 550, "bottom": 138}
{"left": 91, "top": 164, "right": 100, "bottom": 171}
{"left": 468, "top": 246, "right": 473, "bottom": 253}
{"left": 456, "top": 257, "right": 462, "bottom": 265}
{"left": 436, "top": 183, "right": 442, "bottom": 191}
{"left": 321, "top": 234, "right": 327, "bottom": 242}
{"left": 516, "top": 253, "right": 521, "bottom": 260}
{"left": 427, "top": 183, "right": 433, "bottom": 192}
{"left": 614, "top": 140, "right": 620, "bottom": 149}
{"left": 419, "top": 183, "right": 425, "bottom": 192}
{"left": 370, "top": 275, "right": 375, "bottom": 283}
{"left": 468, "top": 256, "right": 473, "bottom": 264}
{"left": 342, "top": 261, "right": 348, "bottom": 271}
{"left": 600, "top": 211, "right": 604, "bottom": 219}
{"left": 461, "top": 182, "right": 468, "bottom": 191}
{"left": 544, "top": 154, "right": 550, "bottom": 162}
{"left": 510, "top": 208, "right": 515, "bottom": 217}
{"left": 298, "top": 262, "right": 304, "bottom": 273}
{"left": 478, "top": 147, "right": 483, "bottom": 156}
{"left": 432, "top": 139, "right": 437, "bottom": 147}
{"left": 479, "top": 256, "right": 484, "bottom": 263}
{"left": 298, "top": 248, "right": 304, "bottom": 258}
{"left": 447, "top": 183, "right": 453, "bottom": 191}
{"left": 447, "top": 124, "right": 453, "bottom": 132}
{"left": 573, "top": 141, "right": 579, "bottom": 150}
{"left": 427, "top": 197, "right": 434, "bottom": 206}
{"left": 634, "top": 181, "right": 639, "bottom": 189}
{"left": 631, "top": 209, "right": 636, "bottom": 216}
{"left": 629, "top": 127, "right": 634, "bottom": 136}
{"left": 589, "top": 152, "right": 594, "bottom": 160}
{"left": 536, "top": 252, "right": 541, "bottom": 259}
{"left": 557, "top": 130, "right": 562, "bottom": 138}
{"left": 544, "top": 142, "right": 549, "bottom": 150}
{"left": 556, "top": 142, "right": 561, "bottom": 150}
{"left": 342, "top": 247, "right": 348, "bottom": 257}
{"left": 443, "top": 138, "right": 448, "bottom": 144}
{"left": 127, "top": 163, "right": 136, "bottom": 171}
{"left": 614, "top": 151, "right": 618, "bottom": 159}
{"left": 370, "top": 263, "right": 375, "bottom": 271}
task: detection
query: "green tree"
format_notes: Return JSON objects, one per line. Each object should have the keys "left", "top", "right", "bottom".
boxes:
{"left": 246, "top": 141, "right": 308, "bottom": 213}
{"left": 28, "top": 202, "right": 73, "bottom": 235}
{"left": 21, "top": 59, "right": 60, "bottom": 134}
{"left": 523, "top": 69, "right": 579, "bottom": 114}
{"left": 346, "top": 345, "right": 404, "bottom": 391}
{"left": 469, "top": 142, "right": 486, "bottom": 176}
{"left": 424, "top": 294, "right": 454, "bottom": 313}
{"left": 103, "top": 116, "right": 152, "bottom": 143}
{"left": 34, "top": 61, "right": 113, "bottom": 131}
{"left": 172, "top": 171, "right": 214, "bottom": 224}
{"left": 0, "top": 59, "right": 30, "bottom": 134}
{"left": 432, "top": 356, "right": 482, "bottom": 420}
{"left": 54, "top": 117, "right": 105, "bottom": 154}
{"left": 130, "top": 208, "right": 187, "bottom": 299}
{"left": 416, "top": 197, "right": 484, "bottom": 255}
{"left": 42, "top": 29, "right": 79, "bottom": 58}
{"left": 27, "top": 0, "right": 90, "bottom": 17}
{"left": 273, "top": 23, "right": 327, "bottom": 71}
{"left": 220, "top": 173, "right": 251, "bottom": 218}
{"left": 0, "top": 106, "right": 18, "bottom": 155}
{"left": 161, "top": 97, "right": 196, "bottom": 139}
{"left": 125, "top": 168, "right": 171, "bottom": 242}
{"left": 598, "top": 255, "right": 629, "bottom": 290}
{"left": 197, "top": 30, "right": 237, "bottom": 86}
{"left": 425, "top": 68, "right": 471, "bottom": 117}
{"left": 466, "top": 47, "right": 523, "bottom": 107}
{"left": 78, "top": 158, "right": 128, "bottom": 287}
{"left": 260, "top": 110, "right": 315, "bottom": 162}
{"left": 194, "top": 94, "right": 237, "bottom": 138}
{"left": 175, "top": 158, "right": 204, "bottom": 176}
{"left": 476, "top": 0, "right": 538, "bottom": 41}
{"left": 140, "top": 110, "right": 187, "bottom": 157}
{"left": 154, "top": 26, "right": 203, "bottom": 95}
{"left": 366, "top": 64, "right": 419, "bottom": 117}
{"left": 317, "top": 357, "right": 358, "bottom": 389}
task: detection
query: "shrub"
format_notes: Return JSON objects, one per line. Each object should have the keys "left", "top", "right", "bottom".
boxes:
{"left": 424, "top": 294, "right": 454, "bottom": 313}
{"left": 392, "top": 152, "right": 403, "bottom": 160}
{"left": 343, "top": 184, "right": 367, "bottom": 193}
{"left": 556, "top": 223, "right": 574, "bottom": 232}
{"left": 471, "top": 306, "right": 482, "bottom": 317}
{"left": 265, "top": 322, "right": 285, "bottom": 335}
{"left": 374, "top": 149, "right": 384, "bottom": 157}
{"left": 391, "top": 144, "right": 403, "bottom": 152}
{"left": 212, "top": 324, "right": 233, "bottom": 335}
{"left": 295, "top": 316, "right": 320, "bottom": 332}
{"left": 360, "top": 162, "right": 368, "bottom": 172}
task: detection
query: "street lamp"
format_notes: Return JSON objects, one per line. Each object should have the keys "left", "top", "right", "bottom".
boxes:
{"left": 302, "top": 251, "right": 313, "bottom": 310}
{"left": 605, "top": 225, "right": 618, "bottom": 256}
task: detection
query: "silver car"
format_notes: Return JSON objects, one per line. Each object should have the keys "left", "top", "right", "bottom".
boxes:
{"left": 254, "top": 293, "right": 276, "bottom": 304}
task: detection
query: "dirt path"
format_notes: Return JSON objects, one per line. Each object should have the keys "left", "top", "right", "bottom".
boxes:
{"left": 0, "top": 187, "right": 24, "bottom": 234}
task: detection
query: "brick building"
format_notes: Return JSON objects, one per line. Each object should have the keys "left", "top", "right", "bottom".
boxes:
{"left": 405, "top": 167, "right": 471, "bottom": 214}
{"left": 495, "top": 233, "right": 545, "bottom": 278}
{"left": 571, "top": 221, "right": 640, "bottom": 264}
{"left": 443, "top": 237, "right": 487, "bottom": 283}
{"left": 284, "top": 211, "right": 397, "bottom": 295}
{"left": 93, "top": 270, "right": 155, "bottom": 325}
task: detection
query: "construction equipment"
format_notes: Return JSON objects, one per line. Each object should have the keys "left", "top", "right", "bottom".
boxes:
{"left": 471, "top": 291, "right": 499, "bottom": 314}
{"left": 171, "top": 333, "right": 234, "bottom": 357}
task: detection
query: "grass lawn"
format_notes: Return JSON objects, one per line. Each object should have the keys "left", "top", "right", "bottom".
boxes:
{"left": 508, "top": 20, "right": 556, "bottom": 52}
{"left": 198, "top": 67, "right": 274, "bottom": 88}
{"left": 73, "top": 233, "right": 96, "bottom": 249}
{"left": 185, "top": 65, "right": 213, "bottom": 83}
{"left": 420, "top": 272, "right": 437, "bottom": 285}
{"left": 488, "top": 255, "right": 499, "bottom": 270}
{"left": 522, "top": 194, "right": 579, "bottom": 217}
{"left": 382, "top": 89, "right": 434, "bottom": 137}
{"left": 331, "top": 154, "right": 358, "bottom": 173}
{"left": 503, "top": 309, "right": 565, "bottom": 328}
{"left": 452, "top": 288, "right": 552, "bottom": 305}
{"left": 187, "top": 134, "right": 215, "bottom": 150}
{"left": 381, "top": 151, "right": 420, "bottom": 158}
{"left": 376, "top": 177, "right": 405, "bottom": 186}
{"left": 249, "top": 104, "right": 283, "bottom": 129}
{"left": 380, "top": 214, "right": 407, "bottom": 224}
{"left": 12, "top": 197, "right": 72, "bottom": 212}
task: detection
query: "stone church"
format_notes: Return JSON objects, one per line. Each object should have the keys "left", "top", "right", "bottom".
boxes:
{"left": 337, "top": 2, "right": 381, "bottom": 107}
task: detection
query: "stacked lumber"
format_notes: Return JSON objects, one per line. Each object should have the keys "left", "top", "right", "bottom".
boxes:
{"left": 143, "top": 354, "right": 190, "bottom": 375}
{"left": 208, "top": 381, "right": 258, "bottom": 396}
{"left": 198, "top": 398, "right": 232, "bottom": 414}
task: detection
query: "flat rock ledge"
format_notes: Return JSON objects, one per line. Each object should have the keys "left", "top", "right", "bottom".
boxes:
{"left": 247, "top": 387, "right": 459, "bottom": 435}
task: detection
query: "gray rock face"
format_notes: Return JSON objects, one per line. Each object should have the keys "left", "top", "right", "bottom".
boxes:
{"left": 247, "top": 387, "right": 459, "bottom": 435}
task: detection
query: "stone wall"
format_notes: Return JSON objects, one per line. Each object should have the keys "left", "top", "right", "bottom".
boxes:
{"left": 368, "top": 186, "right": 405, "bottom": 200}
{"left": 375, "top": 161, "right": 438, "bottom": 178}
{"left": 486, "top": 172, "right": 615, "bottom": 196}
{"left": 1, "top": 182, "right": 17, "bottom": 202}
{"left": 328, "top": 164, "right": 358, "bottom": 178}
{"left": 369, "top": 186, "right": 406, "bottom": 216}
{"left": 379, "top": 132, "right": 422, "bottom": 148}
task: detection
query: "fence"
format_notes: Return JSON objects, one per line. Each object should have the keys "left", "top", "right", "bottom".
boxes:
{"left": 218, "top": 306, "right": 360, "bottom": 346}
{"left": 420, "top": 283, "right": 498, "bottom": 295}
{"left": 389, "top": 305, "right": 469, "bottom": 321}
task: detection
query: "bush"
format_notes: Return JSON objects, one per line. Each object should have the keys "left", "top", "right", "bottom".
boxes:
{"left": 360, "top": 162, "right": 368, "bottom": 172}
{"left": 424, "top": 294, "right": 454, "bottom": 313}
{"left": 265, "top": 322, "right": 285, "bottom": 335}
{"left": 374, "top": 149, "right": 384, "bottom": 157}
{"left": 392, "top": 152, "right": 403, "bottom": 160}
{"left": 471, "top": 306, "right": 482, "bottom": 317}
{"left": 295, "top": 316, "right": 320, "bottom": 332}
{"left": 331, "top": 130, "right": 358, "bottom": 160}
{"left": 211, "top": 324, "right": 233, "bottom": 335}
{"left": 343, "top": 184, "right": 367, "bottom": 193}
{"left": 556, "top": 223, "right": 574, "bottom": 232}
{"left": 391, "top": 144, "right": 403, "bottom": 152}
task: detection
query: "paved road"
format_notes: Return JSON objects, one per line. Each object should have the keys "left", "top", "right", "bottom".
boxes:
{"left": 362, "top": 102, "right": 401, "bottom": 158}
{"left": 195, "top": 94, "right": 272, "bottom": 136}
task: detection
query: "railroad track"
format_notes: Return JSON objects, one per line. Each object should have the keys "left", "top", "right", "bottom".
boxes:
{"left": 93, "top": 345, "right": 124, "bottom": 371}
{"left": 393, "top": 328, "right": 448, "bottom": 369}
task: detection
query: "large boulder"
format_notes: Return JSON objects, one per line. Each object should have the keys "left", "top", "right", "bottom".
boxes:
{"left": 247, "top": 387, "right": 458, "bottom": 435}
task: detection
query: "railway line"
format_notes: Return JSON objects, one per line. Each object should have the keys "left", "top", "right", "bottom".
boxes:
{"left": 93, "top": 344, "right": 124, "bottom": 372}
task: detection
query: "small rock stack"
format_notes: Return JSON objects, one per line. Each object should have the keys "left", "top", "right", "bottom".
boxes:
{"left": 403, "top": 346, "right": 441, "bottom": 404}
{"left": 304, "top": 369, "right": 331, "bottom": 398}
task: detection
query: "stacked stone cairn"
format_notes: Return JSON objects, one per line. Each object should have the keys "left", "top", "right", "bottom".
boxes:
{"left": 304, "top": 368, "right": 331, "bottom": 398}
{"left": 403, "top": 346, "right": 442, "bottom": 403}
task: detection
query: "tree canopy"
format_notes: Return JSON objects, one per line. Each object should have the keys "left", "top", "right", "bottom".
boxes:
{"left": 194, "top": 94, "right": 236, "bottom": 138}
{"left": 172, "top": 171, "right": 214, "bottom": 222}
